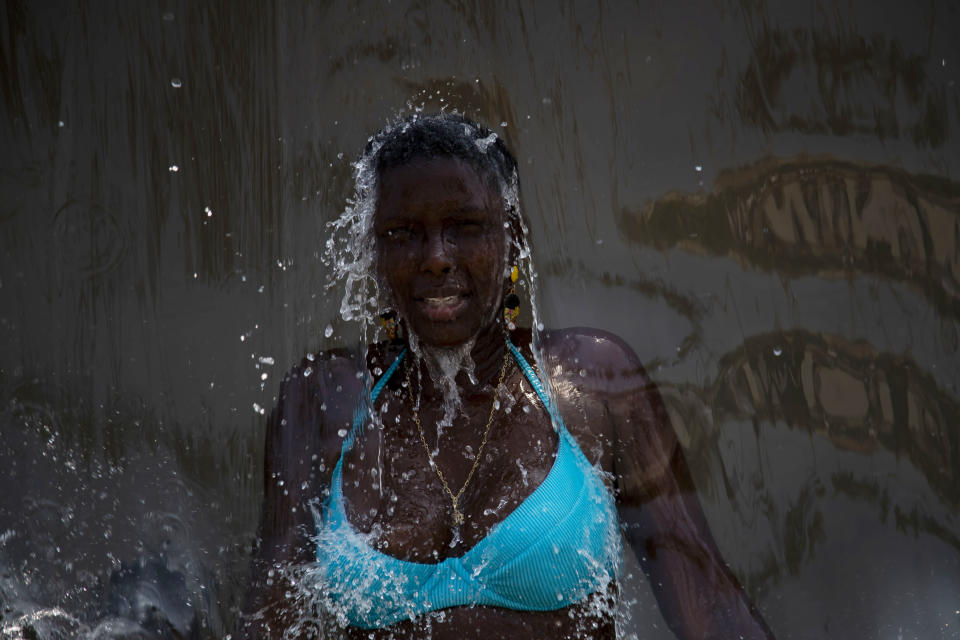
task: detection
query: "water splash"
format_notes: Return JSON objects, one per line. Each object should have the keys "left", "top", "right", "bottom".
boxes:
{"left": 416, "top": 337, "right": 477, "bottom": 432}
{"left": 322, "top": 131, "right": 384, "bottom": 345}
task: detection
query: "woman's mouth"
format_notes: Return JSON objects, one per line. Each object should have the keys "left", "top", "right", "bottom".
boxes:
{"left": 416, "top": 294, "right": 469, "bottom": 322}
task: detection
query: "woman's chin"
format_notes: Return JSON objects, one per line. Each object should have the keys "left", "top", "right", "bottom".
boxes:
{"left": 402, "top": 297, "right": 511, "bottom": 349}
{"left": 405, "top": 316, "right": 483, "bottom": 349}
{"left": 410, "top": 326, "right": 476, "bottom": 348}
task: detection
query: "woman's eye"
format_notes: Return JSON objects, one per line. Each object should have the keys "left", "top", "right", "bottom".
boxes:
{"left": 383, "top": 227, "right": 415, "bottom": 240}
{"left": 455, "top": 221, "right": 484, "bottom": 232}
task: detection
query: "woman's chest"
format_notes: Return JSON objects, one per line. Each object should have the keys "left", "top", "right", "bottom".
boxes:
{"left": 339, "top": 390, "right": 560, "bottom": 561}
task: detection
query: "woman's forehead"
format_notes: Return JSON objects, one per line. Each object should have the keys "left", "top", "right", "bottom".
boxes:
{"left": 376, "top": 157, "right": 503, "bottom": 216}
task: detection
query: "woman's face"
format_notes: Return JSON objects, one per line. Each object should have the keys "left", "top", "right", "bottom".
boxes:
{"left": 374, "top": 157, "right": 508, "bottom": 348}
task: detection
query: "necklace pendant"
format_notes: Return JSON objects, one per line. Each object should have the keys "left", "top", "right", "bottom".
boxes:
{"left": 452, "top": 508, "right": 465, "bottom": 526}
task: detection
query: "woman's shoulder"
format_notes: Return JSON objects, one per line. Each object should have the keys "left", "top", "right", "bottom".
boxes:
{"left": 527, "top": 327, "right": 660, "bottom": 403}
{"left": 538, "top": 327, "right": 647, "bottom": 376}
{"left": 271, "top": 347, "right": 366, "bottom": 443}
{"left": 275, "top": 347, "right": 360, "bottom": 401}
{"left": 275, "top": 340, "right": 408, "bottom": 408}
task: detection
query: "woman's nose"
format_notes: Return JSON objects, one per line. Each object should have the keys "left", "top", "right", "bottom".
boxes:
{"left": 420, "top": 230, "right": 453, "bottom": 275}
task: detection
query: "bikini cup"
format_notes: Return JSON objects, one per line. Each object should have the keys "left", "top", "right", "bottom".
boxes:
{"left": 311, "top": 341, "right": 622, "bottom": 629}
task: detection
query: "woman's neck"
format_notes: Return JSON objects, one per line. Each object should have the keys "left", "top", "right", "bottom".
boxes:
{"left": 412, "top": 322, "right": 508, "bottom": 400}
{"left": 468, "top": 321, "right": 510, "bottom": 390}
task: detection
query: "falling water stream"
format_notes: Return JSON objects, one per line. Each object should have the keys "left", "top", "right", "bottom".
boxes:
{"left": 1, "top": 1, "right": 959, "bottom": 638}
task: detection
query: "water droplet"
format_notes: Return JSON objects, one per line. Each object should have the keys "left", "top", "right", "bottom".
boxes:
{"left": 171, "top": 78, "right": 182, "bottom": 88}
{"left": 260, "top": 372, "right": 268, "bottom": 381}
{"left": 204, "top": 206, "right": 213, "bottom": 217}
{"left": 304, "top": 367, "right": 313, "bottom": 377}
{"left": 168, "top": 164, "right": 179, "bottom": 172}
{"left": 239, "top": 335, "right": 246, "bottom": 342}
{"left": 500, "top": 121, "right": 508, "bottom": 127}
{"left": 773, "top": 346, "right": 783, "bottom": 357}
{"left": 695, "top": 164, "right": 703, "bottom": 172}
{"left": 324, "top": 324, "right": 334, "bottom": 338}
{"left": 57, "top": 120, "right": 65, "bottom": 128}
{"left": 252, "top": 403, "right": 265, "bottom": 415}
{"left": 579, "top": 368, "right": 587, "bottom": 378}
{"left": 259, "top": 356, "right": 275, "bottom": 365}
{"left": 337, "top": 429, "right": 348, "bottom": 438}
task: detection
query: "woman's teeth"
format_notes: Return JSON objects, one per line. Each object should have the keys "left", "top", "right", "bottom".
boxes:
{"left": 425, "top": 296, "right": 459, "bottom": 306}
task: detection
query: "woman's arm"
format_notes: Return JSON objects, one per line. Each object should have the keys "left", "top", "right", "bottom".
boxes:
{"left": 240, "top": 350, "right": 361, "bottom": 639}
{"left": 545, "top": 329, "right": 774, "bottom": 640}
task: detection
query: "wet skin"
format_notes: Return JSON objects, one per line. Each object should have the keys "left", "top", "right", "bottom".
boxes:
{"left": 243, "top": 159, "right": 774, "bottom": 639}
{"left": 373, "top": 158, "right": 509, "bottom": 348}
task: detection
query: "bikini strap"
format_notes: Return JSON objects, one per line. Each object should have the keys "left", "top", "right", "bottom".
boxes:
{"left": 326, "top": 348, "right": 407, "bottom": 530}
{"left": 342, "top": 341, "right": 564, "bottom": 454}
{"left": 372, "top": 348, "right": 407, "bottom": 402}
{"left": 506, "top": 340, "right": 569, "bottom": 437}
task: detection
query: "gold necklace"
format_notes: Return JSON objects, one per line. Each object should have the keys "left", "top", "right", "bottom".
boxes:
{"left": 404, "top": 345, "right": 511, "bottom": 527}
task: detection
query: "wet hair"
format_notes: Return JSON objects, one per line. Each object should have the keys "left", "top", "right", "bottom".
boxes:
{"left": 368, "top": 113, "right": 519, "bottom": 208}
{"left": 326, "top": 112, "right": 533, "bottom": 340}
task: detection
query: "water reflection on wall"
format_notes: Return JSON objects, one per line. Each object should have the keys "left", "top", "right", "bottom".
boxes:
{"left": 1, "top": 0, "right": 958, "bottom": 638}
{"left": 656, "top": 328, "right": 960, "bottom": 635}
{"left": 619, "top": 157, "right": 960, "bottom": 319}
{"left": 615, "top": 159, "right": 960, "bottom": 636}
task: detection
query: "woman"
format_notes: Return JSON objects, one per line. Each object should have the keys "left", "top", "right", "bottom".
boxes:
{"left": 243, "top": 113, "right": 774, "bottom": 639}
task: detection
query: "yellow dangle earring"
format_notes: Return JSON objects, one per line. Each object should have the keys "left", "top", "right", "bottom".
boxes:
{"left": 503, "top": 265, "right": 520, "bottom": 330}
{"left": 379, "top": 310, "right": 400, "bottom": 342}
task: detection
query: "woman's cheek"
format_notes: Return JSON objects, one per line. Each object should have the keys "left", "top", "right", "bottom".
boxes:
{"left": 379, "top": 244, "right": 415, "bottom": 275}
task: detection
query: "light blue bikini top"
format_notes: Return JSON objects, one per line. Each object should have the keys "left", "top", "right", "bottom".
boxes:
{"left": 312, "top": 341, "right": 621, "bottom": 629}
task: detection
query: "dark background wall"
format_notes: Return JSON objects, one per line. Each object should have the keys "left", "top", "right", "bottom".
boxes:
{"left": 1, "top": 1, "right": 958, "bottom": 638}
